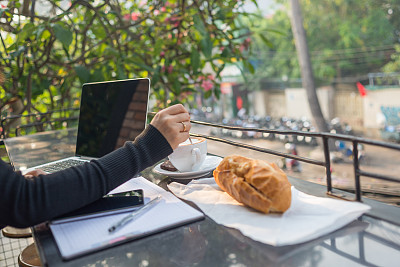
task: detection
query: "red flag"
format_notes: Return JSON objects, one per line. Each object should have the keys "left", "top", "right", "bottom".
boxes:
{"left": 356, "top": 82, "right": 367, "bottom": 97}
{"left": 236, "top": 96, "right": 243, "bottom": 110}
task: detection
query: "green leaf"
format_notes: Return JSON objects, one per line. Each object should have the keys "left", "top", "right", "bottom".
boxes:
{"left": 152, "top": 66, "right": 161, "bottom": 85}
{"left": 117, "top": 64, "right": 127, "bottom": 79}
{"left": 173, "top": 79, "right": 181, "bottom": 95}
{"left": 193, "top": 15, "right": 206, "bottom": 35}
{"left": 35, "top": 25, "right": 45, "bottom": 40}
{"left": 32, "top": 79, "right": 50, "bottom": 99}
{"left": 243, "top": 60, "right": 255, "bottom": 74}
{"left": 41, "top": 30, "right": 51, "bottom": 40}
{"left": 74, "top": 65, "right": 90, "bottom": 82}
{"left": 190, "top": 48, "right": 200, "bottom": 73}
{"left": 104, "top": 47, "right": 119, "bottom": 57}
{"left": 200, "top": 34, "right": 212, "bottom": 59}
{"left": 220, "top": 47, "right": 231, "bottom": 58}
{"left": 154, "top": 39, "right": 163, "bottom": 56}
{"left": 216, "top": 63, "right": 226, "bottom": 77}
{"left": 18, "top": 23, "right": 35, "bottom": 43}
{"left": 182, "top": 87, "right": 196, "bottom": 93}
{"left": 91, "top": 69, "right": 104, "bottom": 82}
{"left": 264, "top": 28, "right": 285, "bottom": 35}
{"left": 237, "top": 64, "right": 248, "bottom": 84}
{"left": 259, "top": 34, "right": 274, "bottom": 49}
{"left": 249, "top": 0, "right": 259, "bottom": 8}
{"left": 214, "top": 85, "right": 221, "bottom": 100}
{"left": 204, "top": 90, "right": 212, "bottom": 99}
{"left": 92, "top": 24, "right": 106, "bottom": 40}
{"left": 135, "top": 62, "right": 154, "bottom": 73}
{"left": 52, "top": 23, "right": 73, "bottom": 49}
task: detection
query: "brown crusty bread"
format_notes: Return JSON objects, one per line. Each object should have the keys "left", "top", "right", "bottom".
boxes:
{"left": 213, "top": 155, "right": 291, "bottom": 213}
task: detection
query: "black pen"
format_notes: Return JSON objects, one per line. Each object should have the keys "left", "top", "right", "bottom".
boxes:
{"left": 108, "top": 195, "right": 161, "bottom": 233}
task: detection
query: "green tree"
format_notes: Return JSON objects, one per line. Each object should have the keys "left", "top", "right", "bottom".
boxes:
{"left": 383, "top": 44, "right": 400, "bottom": 73}
{"left": 249, "top": 0, "right": 397, "bottom": 83}
{"left": 0, "top": 0, "right": 259, "bottom": 117}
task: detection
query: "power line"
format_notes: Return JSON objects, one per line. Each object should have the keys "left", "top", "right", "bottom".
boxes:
{"left": 255, "top": 45, "right": 396, "bottom": 57}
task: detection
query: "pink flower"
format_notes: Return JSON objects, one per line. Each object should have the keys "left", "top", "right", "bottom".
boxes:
{"left": 123, "top": 14, "right": 131, "bottom": 20}
{"left": 161, "top": 7, "right": 166, "bottom": 12}
{"left": 154, "top": 10, "right": 160, "bottom": 15}
{"left": 201, "top": 80, "right": 213, "bottom": 91}
{"left": 160, "top": 51, "right": 165, "bottom": 57}
{"left": 198, "top": 75, "right": 214, "bottom": 91}
{"left": 131, "top": 12, "right": 140, "bottom": 21}
{"left": 161, "top": 65, "right": 173, "bottom": 74}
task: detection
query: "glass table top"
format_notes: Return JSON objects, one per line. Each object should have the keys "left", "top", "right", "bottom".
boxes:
{"left": 3, "top": 129, "right": 400, "bottom": 266}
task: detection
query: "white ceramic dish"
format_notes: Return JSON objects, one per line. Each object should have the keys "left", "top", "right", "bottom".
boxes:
{"left": 153, "top": 155, "right": 222, "bottom": 179}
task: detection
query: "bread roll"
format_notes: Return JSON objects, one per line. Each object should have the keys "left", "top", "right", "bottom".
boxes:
{"left": 213, "top": 155, "right": 291, "bottom": 213}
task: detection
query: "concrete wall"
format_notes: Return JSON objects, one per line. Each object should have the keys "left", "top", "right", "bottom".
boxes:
{"left": 363, "top": 88, "right": 400, "bottom": 129}
{"left": 285, "top": 86, "right": 333, "bottom": 121}
{"left": 252, "top": 90, "right": 269, "bottom": 117}
{"left": 334, "top": 91, "right": 364, "bottom": 132}
{"left": 267, "top": 91, "right": 287, "bottom": 118}
{"left": 251, "top": 90, "right": 287, "bottom": 118}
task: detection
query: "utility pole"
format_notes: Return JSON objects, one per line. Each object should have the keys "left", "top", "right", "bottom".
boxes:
{"left": 289, "top": 0, "right": 329, "bottom": 134}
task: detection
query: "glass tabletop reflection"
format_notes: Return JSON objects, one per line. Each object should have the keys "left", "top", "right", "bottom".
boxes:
{"left": 3, "top": 128, "right": 77, "bottom": 171}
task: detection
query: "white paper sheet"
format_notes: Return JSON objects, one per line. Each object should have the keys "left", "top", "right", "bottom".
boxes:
{"left": 50, "top": 177, "right": 204, "bottom": 259}
{"left": 168, "top": 178, "right": 371, "bottom": 246}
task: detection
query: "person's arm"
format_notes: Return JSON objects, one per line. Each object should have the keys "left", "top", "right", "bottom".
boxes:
{"left": 0, "top": 104, "right": 191, "bottom": 228}
{"left": 0, "top": 125, "right": 170, "bottom": 228}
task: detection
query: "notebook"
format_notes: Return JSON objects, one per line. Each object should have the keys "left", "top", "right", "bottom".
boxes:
{"left": 21, "top": 78, "right": 150, "bottom": 174}
{"left": 49, "top": 177, "right": 205, "bottom": 260}
{"left": 51, "top": 189, "right": 145, "bottom": 224}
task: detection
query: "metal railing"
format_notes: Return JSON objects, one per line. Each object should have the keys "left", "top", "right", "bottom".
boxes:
{"left": 189, "top": 120, "right": 400, "bottom": 202}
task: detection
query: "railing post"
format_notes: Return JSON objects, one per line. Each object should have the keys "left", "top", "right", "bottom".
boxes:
{"left": 323, "top": 136, "right": 332, "bottom": 193}
{"left": 353, "top": 141, "right": 361, "bottom": 201}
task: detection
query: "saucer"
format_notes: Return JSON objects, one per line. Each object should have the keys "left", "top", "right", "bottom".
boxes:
{"left": 153, "top": 155, "right": 222, "bottom": 179}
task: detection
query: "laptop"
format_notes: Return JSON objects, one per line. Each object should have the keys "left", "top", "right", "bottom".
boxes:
{"left": 20, "top": 78, "right": 150, "bottom": 174}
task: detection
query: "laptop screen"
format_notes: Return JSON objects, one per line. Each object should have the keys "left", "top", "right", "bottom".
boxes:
{"left": 75, "top": 78, "right": 150, "bottom": 158}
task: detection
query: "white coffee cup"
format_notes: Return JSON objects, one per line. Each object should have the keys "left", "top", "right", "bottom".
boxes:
{"left": 168, "top": 137, "right": 207, "bottom": 172}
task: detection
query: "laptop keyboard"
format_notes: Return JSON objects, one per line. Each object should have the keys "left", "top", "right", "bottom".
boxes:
{"left": 39, "top": 159, "right": 86, "bottom": 173}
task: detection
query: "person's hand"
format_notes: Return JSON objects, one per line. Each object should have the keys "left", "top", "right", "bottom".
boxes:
{"left": 24, "top": 169, "right": 47, "bottom": 178}
{"left": 150, "top": 104, "right": 191, "bottom": 150}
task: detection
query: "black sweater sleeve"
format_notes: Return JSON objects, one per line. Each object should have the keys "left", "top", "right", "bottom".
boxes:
{"left": 0, "top": 125, "right": 172, "bottom": 228}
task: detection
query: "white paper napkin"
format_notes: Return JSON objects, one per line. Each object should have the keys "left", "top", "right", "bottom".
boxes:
{"left": 168, "top": 178, "right": 371, "bottom": 246}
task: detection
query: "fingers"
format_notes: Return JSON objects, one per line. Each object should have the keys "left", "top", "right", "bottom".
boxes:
{"left": 163, "top": 104, "right": 188, "bottom": 115}
{"left": 24, "top": 169, "right": 47, "bottom": 178}
{"left": 150, "top": 104, "right": 192, "bottom": 149}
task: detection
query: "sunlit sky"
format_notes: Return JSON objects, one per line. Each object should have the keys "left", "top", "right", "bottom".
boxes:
{"left": 244, "top": 0, "right": 280, "bottom": 16}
